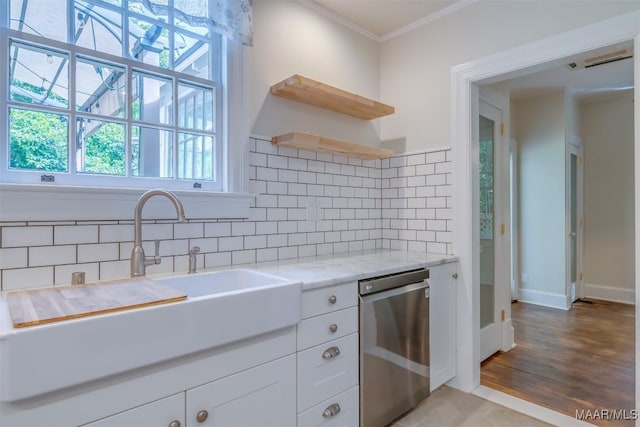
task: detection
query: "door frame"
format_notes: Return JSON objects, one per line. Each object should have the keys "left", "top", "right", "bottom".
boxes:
{"left": 449, "top": 10, "right": 640, "bottom": 398}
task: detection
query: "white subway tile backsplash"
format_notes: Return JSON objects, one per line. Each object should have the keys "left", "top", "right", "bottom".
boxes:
{"left": 55, "top": 225, "right": 99, "bottom": 245}
{"left": 257, "top": 248, "right": 278, "bottom": 262}
{"left": 267, "top": 234, "right": 287, "bottom": 248}
{"left": 141, "top": 224, "right": 173, "bottom": 241}
{"left": 174, "top": 223, "right": 204, "bottom": 239}
{"left": 256, "top": 221, "right": 278, "bottom": 235}
{"left": 232, "top": 250, "right": 256, "bottom": 265}
{"left": 278, "top": 246, "right": 297, "bottom": 260}
{"left": 257, "top": 167, "right": 278, "bottom": 181}
{"left": 219, "top": 236, "right": 244, "bottom": 252}
{"left": 232, "top": 222, "right": 256, "bottom": 236}
{"left": 244, "top": 235, "right": 267, "bottom": 250}
{"left": 29, "top": 245, "right": 76, "bottom": 267}
{"left": 78, "top": 243, "right": 119, "bottom": 263}
{"left": 0, "top": 248, "right": 27, "bottom": 269}
{"left": 289, "top": 158, "right": 308, "bottom": 171}
{"left": 205, "top": 252, "right": 231, "bottom": 268}
{"left": 0, "top": 137, "right": 453, "bottom": 291}
{"left": 3, "top": 266, "right": 54, "bottom": 290}
{"left": 2, "top": 226, "right": 53, "bottom": 247}
{"left": 205, "top": 222, "right": 231, "bottom": 237}
{"left": 98, "top": 260, "right": 130, "bottom": 281}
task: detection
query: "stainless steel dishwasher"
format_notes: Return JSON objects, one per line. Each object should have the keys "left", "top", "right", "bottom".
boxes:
{"left": 359, "top": 268, "right": 430, "bottom": 427}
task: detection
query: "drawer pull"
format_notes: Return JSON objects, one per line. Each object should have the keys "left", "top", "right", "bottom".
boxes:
{"left": 328, "top": 295, "right": 337, "bottom": 304}
{"left": 322, "top": 346, "right": 341, "bottom": 359}
{"left": 168, "top": 421, "right": 181, "bottom": 427}
{"left": 322, "top": 403, "right": 341, "bottom": 418}
{"left": 196, "top": 410, "right": 208, "bottom": 423}
{"left": 329, "top": 323, "right": 338, "bottom": 333}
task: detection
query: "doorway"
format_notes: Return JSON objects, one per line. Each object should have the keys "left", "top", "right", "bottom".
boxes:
{"left": 450, "top": 11, "right": 639, "bottom": 425}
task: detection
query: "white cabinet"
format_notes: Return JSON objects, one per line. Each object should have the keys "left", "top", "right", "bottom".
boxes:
{"left": 429, "top": 261, "right": 457, "bottom": 391}
{"left": 297, "top": 281, "right": 359, "bottom": 426}
{"left": 186, "top": 355, "right": 296, "bottom": 427}
{"left": 82, "top": 393, "right": 185, "bottom": 427}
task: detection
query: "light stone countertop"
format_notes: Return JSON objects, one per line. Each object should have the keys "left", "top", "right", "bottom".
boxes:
{"left": 226, "top": 249, "right": 458, "bottom": 290}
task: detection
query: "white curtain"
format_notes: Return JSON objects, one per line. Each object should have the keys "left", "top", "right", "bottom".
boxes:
{"left": 132, "top": 0, "right": 253, "bottom": 46}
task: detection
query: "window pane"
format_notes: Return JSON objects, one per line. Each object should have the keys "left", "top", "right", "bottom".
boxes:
{"left": 128, "top": 17, "right": 170, "bottom": 69}
{"left": 76, "top": 57, "right": 126, "bottom": 118}
{"left": 132, "top": 126, "right": 173, "bottom": 178}
{"left": 9, "top": 41, "right": 69, "bottom": 108}
{"left": 76, "top": 117, "right": 125, "bottom": 175}
{"left": 10, "top": 0, "right": 68, "bottom": 43}
{"left": 74, "top": 1, "right": 123, "bottom": 57}
{"left": 9, "top": 108, "right": 68, "bottom": 172}
{"left": 173, "top": 33, "right": 210, "bottom": 80}
{"left": 178, "top": 82, "right": 214, "bottom": 131}
{"left": 132, "top": 71, "right": 172, "bottom": 125}
{"left": 178, "top": 132, "right": 213, "bottom": 180}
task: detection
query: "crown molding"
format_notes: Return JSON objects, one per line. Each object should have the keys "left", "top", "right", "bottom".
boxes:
{"left": 298, "top": 0, "right": 479, "bottom": 44}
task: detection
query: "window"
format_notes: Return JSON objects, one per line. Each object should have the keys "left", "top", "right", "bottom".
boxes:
{"left": 1, "top": 0, "right": 224, "bottom": 191}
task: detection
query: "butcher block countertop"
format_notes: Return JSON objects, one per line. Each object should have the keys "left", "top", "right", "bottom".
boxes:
{"left": 6, "top": 278, "right": 186, "bottom": 328}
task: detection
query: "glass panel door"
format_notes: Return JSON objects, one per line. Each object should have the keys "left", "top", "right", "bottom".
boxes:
{"left": 479, "top": 115, "right": 495, "bottom": 330}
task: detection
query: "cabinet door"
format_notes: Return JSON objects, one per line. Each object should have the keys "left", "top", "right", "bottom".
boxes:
{"left": 186, "top": 354, "right": 296, "bottom": 427}
{"left": 81, "top": 393, "right": 185, "bottom": 427}
{"left": 429, "top": 262, "right": 457, "bottom": 391}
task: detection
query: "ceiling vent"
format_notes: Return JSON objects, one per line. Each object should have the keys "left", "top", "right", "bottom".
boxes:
{"left": 568, "top": 48, "right": 633, "bottom": 70}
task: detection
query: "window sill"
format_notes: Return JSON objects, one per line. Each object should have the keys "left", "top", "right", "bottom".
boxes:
{"left": 0, "top": 184, "right": 254, "bottom": 222}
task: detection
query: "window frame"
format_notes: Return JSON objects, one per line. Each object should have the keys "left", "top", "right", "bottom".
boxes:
{"left": 0, "top": 0, "right": 251, "bottom": 221}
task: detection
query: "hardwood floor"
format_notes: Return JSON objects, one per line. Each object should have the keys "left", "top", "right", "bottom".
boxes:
{"left": 481, "top": 300, "right": 635, "bottom": 427}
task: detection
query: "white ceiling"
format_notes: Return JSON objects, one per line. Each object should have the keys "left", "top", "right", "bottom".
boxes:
{"left": 505, "top": 41, "right": 634, "bottom": 101}
{"left": 310, "top": 0, "right": 459, "bottom": 37}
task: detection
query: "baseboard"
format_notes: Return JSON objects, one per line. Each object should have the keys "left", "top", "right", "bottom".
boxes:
{"left": 518, "top": 288, "right": 569, "bottom": 310}
{"left": 584, "top": 283, "right": 635, "bottom": 305}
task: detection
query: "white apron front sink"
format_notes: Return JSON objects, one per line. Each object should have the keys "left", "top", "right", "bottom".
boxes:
{"left": 0, "top": 269, "right": 301, "bottom": 402}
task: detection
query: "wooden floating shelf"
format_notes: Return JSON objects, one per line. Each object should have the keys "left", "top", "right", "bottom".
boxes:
{"left": 272, "top": 132, "right": 394, "bottom": 160}
{"left": 270, "top": 74, "right": 395, "bottom": 120}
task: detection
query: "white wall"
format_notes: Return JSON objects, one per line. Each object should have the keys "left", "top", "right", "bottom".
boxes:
{"left": 246, "top": 1, "right": 383, "bottom": 146}
{"left": 581, "top": 91, "right": 635, "bottom": 300}
{"left": 379, "top": 0, "right": 640, "bottom": 152}
{"left": 514, "top": 91, "right": 567, "bottom": 306}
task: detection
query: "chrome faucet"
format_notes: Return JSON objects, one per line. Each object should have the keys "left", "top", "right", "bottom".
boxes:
{"left": 131, "top": 189, "right": 186, "bottom": 277}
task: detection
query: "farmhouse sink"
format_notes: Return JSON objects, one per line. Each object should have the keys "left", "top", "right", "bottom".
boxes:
{"left": 0, "top": 269, "right": 302, "bottom": 402}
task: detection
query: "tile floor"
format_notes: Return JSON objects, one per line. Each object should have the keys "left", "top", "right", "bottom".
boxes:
{"left": 391, "top": 386, "right": 553, "bottom": 427}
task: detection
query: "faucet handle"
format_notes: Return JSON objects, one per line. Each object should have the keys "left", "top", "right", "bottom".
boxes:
{"left": 153, "top": 239, "right": 161, "bottom": 264}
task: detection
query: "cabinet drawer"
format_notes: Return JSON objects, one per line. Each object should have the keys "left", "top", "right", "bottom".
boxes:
{"left": 297, "top": 386, "right": 359, "bottom": 427}
{"left": 301, "top": 282, "right": 357, "bottom": 319}
{"left": 297, "top": 333, "right": 358, "bottom": 412}
{"left": 297, "top": 307, "right": 358, "bottom": 351}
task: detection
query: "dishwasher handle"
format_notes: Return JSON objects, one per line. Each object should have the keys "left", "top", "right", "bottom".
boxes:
{"left": 359, "top": 269, "right": 429, "bottom": 295}
{"left": 359, "top": 279, "right": 429, "bottom": 303}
